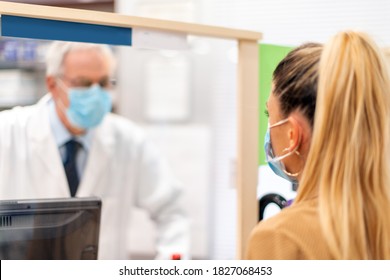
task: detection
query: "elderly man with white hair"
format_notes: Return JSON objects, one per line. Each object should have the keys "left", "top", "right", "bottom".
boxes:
{"left": 0, "top": 41, "right": 189, "bottom": 260}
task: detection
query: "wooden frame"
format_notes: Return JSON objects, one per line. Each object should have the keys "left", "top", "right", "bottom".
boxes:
{"left": 0, "top": 0, "right": 262, "bottom": 259}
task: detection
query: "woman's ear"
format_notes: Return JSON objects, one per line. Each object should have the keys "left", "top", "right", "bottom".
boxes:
{"left": 287, "top": 116, "right": 302, "bottom": 152}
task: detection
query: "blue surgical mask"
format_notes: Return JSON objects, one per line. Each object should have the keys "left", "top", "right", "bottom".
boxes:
{"left": 264, "top": 119, "right": 299, "bottom": 184}
{"left": 65, "top": 85, "right": 112, "bottom": 129}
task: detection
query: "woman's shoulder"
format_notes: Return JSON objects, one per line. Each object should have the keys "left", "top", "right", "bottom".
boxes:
{"left": 252, "top": 199, "right": 318, "bottom": 240}
{"left": 246, "top": 199, "right": 329, "bottom": 259}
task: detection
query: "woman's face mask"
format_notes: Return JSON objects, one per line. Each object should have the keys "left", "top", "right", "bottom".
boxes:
{"left": 57, "top": 80, "right": 112, "bottom": 129}
{"left": 264, "top": 118, "right": 299, "bottom": 184}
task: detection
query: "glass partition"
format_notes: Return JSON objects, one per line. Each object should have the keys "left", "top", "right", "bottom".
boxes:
{"left": 0, "top": 36, "right": 240, "bottom": 260}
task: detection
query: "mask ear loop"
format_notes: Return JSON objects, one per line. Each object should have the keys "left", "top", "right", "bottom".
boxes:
{"left": 269, "top": 118, "right": 289, "bottom": 128}
{"left": 54, "top": 78, "right": 70, "bottom": 113}
{"left": 53, "top": 79, "right": 83, "bottom": 131}
{"left": 281, "top": 149, "right": 302, "bottom": 177}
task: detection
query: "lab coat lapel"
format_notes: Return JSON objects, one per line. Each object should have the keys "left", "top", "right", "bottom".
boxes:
{"left": 78, "top": 119, "right": 115, "bottom": 196}
{"left": 28, "top": 96, "right": 69, "bottom": 196}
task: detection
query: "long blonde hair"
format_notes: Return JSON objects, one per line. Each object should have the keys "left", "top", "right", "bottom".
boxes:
{"left": 295, "top": 31, "right": 390, "bottom": 259}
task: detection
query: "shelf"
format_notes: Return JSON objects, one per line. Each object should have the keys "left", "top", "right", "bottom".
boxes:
{"left": 10, "top": 0, "right": 115, "bottom": 13}
{"left": 0, "top": 1, "right": 262, "bottom": 41}
{"left": 0, "top": 98, "right": 37, "bottom": 109}
{"left": 10, "top": 0, "right": 113, "bottom": 5}
{"left": 0, "top": 61, "right": 45, "bottom": 71}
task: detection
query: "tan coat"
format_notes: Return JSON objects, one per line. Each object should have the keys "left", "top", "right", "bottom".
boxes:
{"left": 246, "top": 198, "right": 334, "bottom": 259}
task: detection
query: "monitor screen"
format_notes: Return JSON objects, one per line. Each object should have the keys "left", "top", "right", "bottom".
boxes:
{"left": 0, "top": 197, "right": 101, "bottom": 260}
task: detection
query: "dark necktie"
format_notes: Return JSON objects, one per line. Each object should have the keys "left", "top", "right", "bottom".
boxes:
{"left": 64, "top": 139, "right": 81, "bottom": 197}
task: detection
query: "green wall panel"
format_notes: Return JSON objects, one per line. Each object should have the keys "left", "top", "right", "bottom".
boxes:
{"left": 258, "top": 44, "right": 293, "bottom": 165}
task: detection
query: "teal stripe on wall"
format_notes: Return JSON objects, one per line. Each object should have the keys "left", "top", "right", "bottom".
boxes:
{"left": 1, "top": 15, "right": 132, "bottom": 46}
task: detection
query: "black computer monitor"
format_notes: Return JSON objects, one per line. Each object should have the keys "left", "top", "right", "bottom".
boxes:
{"left": 0, "top": 197, "right": 101, "bottom": 260}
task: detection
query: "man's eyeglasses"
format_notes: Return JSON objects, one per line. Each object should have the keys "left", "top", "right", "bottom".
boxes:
{"left": 58, "top": 76, "right": 116, "bottom": 89}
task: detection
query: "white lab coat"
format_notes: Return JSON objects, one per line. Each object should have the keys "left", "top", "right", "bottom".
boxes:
{"left": 0, "top": 95, "right": 189, "bottom": 259}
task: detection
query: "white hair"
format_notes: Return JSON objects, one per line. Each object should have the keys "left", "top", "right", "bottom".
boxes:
{"left": 45, "top": 41, "right": 116, "bottom": 76}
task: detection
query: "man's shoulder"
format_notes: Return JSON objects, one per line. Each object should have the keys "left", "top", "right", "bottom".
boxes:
{"left": 103, "top": 113, "right": 142, "bottom": 131}
{"left": 100, "top": 113, "right": 146, "bottom": 141}
{"left": 0, "top": 104, "right": 39, "bottom": 128}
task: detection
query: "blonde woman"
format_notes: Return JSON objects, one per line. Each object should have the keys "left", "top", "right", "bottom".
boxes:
{"left": 247, "top": 31, "right": 390, "bottom": 259}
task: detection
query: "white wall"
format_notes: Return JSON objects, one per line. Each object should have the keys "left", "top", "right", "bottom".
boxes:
{"left": 202, "top": 0, "right": 390, "bottom": 46}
